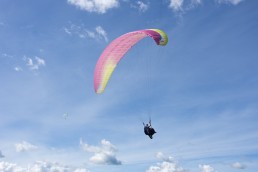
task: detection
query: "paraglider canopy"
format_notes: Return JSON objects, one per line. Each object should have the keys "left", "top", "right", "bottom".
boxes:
{"left": 94, "top": 29, "right": 168, "bottom": 94}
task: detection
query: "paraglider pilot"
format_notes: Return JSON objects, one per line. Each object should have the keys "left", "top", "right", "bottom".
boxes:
{"left": 143, "top": 120, "right": 156, "bottom": 139}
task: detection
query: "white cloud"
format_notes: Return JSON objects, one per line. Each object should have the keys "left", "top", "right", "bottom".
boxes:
{"left": 95, "top": 26, "right": 108, "bottom": 42}
{"left": 80, "top": 138, "right": 122, "bottom": 165}
{"left": 147, "top": 162, "right": 185, "bottom": 172}
{"left": 14, "top": 66, "right": 23, "bottom": 72}
{"left": 168, "top": 0, "right": 243, "bottom": 12}
{"left": 146, "top": 152, "right": 185, "bottom": 172}
{"left": 24, "top": 56, "right": 46, "bottom": 70}
{"left": 231, "top": 162, "right": 246, "bottom": 169}
{"left": 199, "top": 164, "right": 216, "bottom": 172}
{"left": 188, "top": 0, "right": 202, "bottom": 9}
{"left": 156, "top": 152, "right": 174, "bottom": 162}
{"left": 131, "top": 1, "right": 149, "bottom": 12}
{"left": 26, "top": 57, "right": 33, "bottom": 66}
{"left": 138, "top": 1, "right": 149, "bottom": 12}
{"left": 1, "top": 53, "right": 13, "bottom": 58}
{"left": 0, "top": 161, "right": 90, "bottom": 172}
{"left": 64, "top": 27, "right": 72, "bottom": 35}
{"left": 169, "top": 0, "right": 184, "bottom": 11}
{"left": 28, "top": 161, "right": 70, "bottom": 172}
{"left": 74, "top": 168, "right": 90, "bottom": 172}
{"left": 35, "top": 56, "right": 45, "bottom": 66}
{"left": 67, "top": 0, "right": 119, "bottom": 14}
{"left": 15, "top": 141, "right": 38, "bottom": 152}
{"left": 64, "top": 24, "right": 108, "bottom": 42}
{"left": 0, "top": 161, "right": 25, "bottom": 172}
{"left": 216, "top": 0, "right": 244, "bottom": 5}
{"left": 193, "top": 0, "right": 202, "bottom": 4}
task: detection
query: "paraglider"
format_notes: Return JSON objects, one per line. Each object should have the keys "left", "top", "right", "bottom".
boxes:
{"left": 143, "top": 119, "right": 156, "bottom": 139}
{"left": 94, "top": 29, "right": 168, "bottom": 94}
{"left": 94, "top": 29, "right": 168, "bottom": 139}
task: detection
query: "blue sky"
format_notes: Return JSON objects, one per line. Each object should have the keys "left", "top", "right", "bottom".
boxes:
{"left": 0, "top": 0, "right": 258, "bottom": 171}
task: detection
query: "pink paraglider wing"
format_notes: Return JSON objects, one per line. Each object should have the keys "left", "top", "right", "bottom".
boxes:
{"left": 94, "top": 29, "right": 168, "bottom": 94}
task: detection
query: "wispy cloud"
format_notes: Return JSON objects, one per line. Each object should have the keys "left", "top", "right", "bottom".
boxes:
{"left": 156, "top": 152, "right": 175, "bottom": 162}
{"left": 0, "top": 161, "right": 24, "bottom": 171}
{"left": 64, "top": 23, "right": 95, "bottom": 39}
{"left": 231, "top": 162, "right": 246, "bottom": 169}
{"left": 216, "top": 0, "right": 244, "bottom": 5}
{"left": 168, "top": 0, "right": 244, "bottom": 12}
{"left": 199, "top": 164, "right": 216, "bottom": 172}
{"left": 80, "top": 138, "right": 122, "bottom": 165}
{"left": 137, "top": 1, "right": 149, "bottom": 12}
{"left": 67, "top": 0, "right": 119, "bottom": 14}
{"left": 14, "top": 66, "right": 23, "bottom": 72}
{"left": 95, "top": 26, "right": 108, "bottom": 42}
{"left": 168, "top": 0, "right": 202, "bottom": 12}
{"left": 23, "top": 56, "right": 46, "bottom": 70}
{"left": 1, "top": 53, "right": 13, "bottom": 59}
{"left": 169, "top": 0, "right": 184, "bottom": 12}
{"left": 0, "top": 161, "right": 90, "bottom": 172}
{"left": 64, "top": 24, "right": 108, "bottom": 42}
{"left": 146, "top": 152, "right": 185, "bottom": 172}
{"left": 130, "top": 1, "right": 149, "bottom": 13}
{"left": 1, "top": 53, "right": 45, "bottom": 72}
{"left": 14, "top": 141, "right": 38, "bottom": 152}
